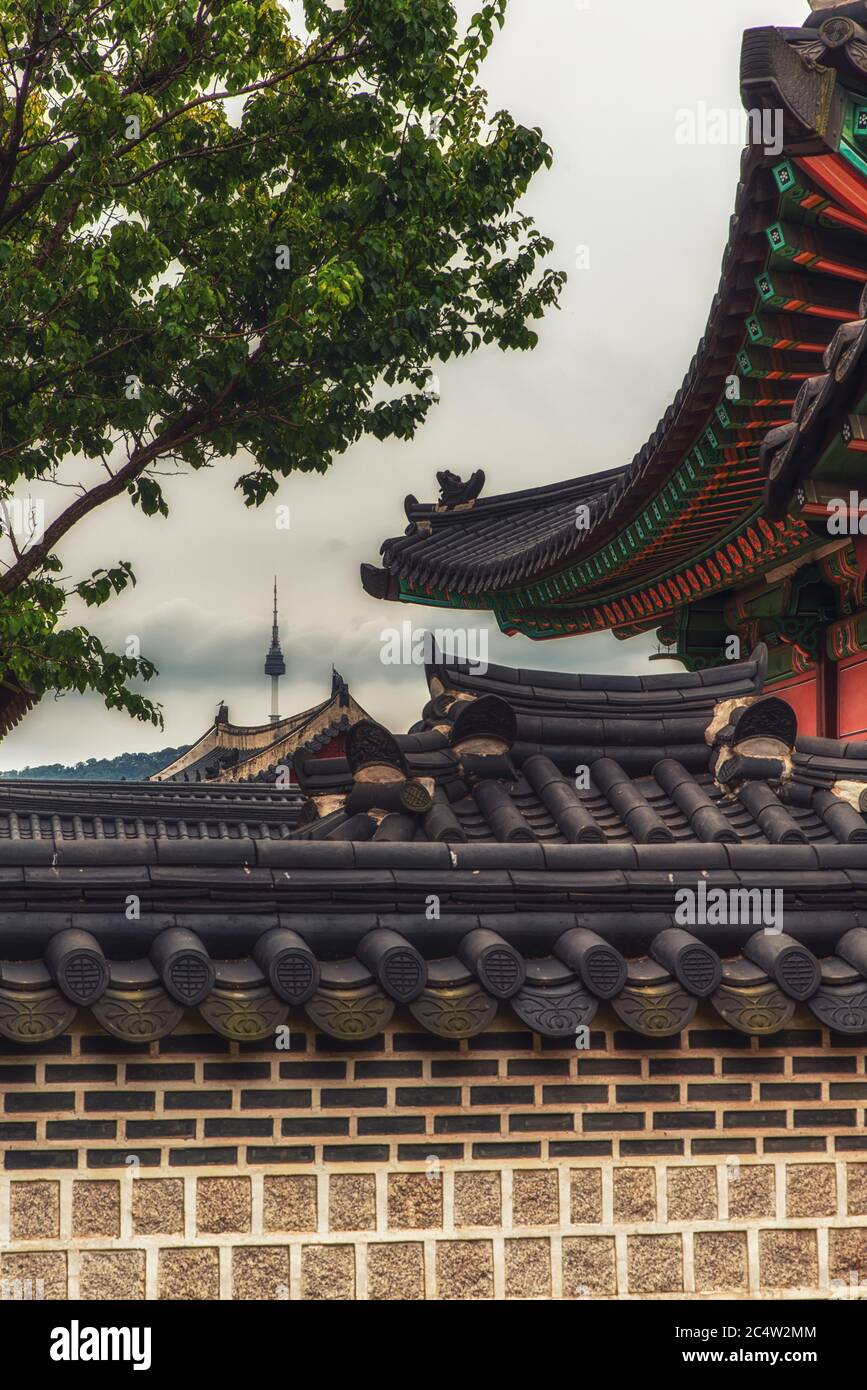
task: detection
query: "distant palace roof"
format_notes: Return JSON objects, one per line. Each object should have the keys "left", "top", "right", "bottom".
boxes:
{"left": 362, "top": 7, "right": 867, "bottom": 642}
{"left": 151, "top": 670, "right": 372, "bottom": 783}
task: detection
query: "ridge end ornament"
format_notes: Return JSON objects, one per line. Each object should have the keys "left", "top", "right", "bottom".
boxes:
{"left": 436, "top": 469, "right": 485, "bottom": 507}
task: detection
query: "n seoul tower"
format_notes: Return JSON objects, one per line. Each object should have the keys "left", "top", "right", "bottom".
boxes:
{"left": 263, "top": 578, "right": 286, "bottom": 724}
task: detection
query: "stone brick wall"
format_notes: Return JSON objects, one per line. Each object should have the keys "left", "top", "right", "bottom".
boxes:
{"left": 1, "top": 1007, "right": 866, "bottom": 1299}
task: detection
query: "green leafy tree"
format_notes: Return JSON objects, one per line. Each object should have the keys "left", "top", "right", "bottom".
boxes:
{"left": 0, "top": 0, "right": 563, "bottom": 726}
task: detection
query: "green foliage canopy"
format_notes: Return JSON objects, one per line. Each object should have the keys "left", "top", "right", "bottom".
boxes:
{"left": 0, "top": 0, "right": 563, "bottom": 726}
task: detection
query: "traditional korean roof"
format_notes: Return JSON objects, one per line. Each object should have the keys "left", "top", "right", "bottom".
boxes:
{"left": 361, "top": 5, "right": 867, "bottom": 642}
{"left": 0, "top": 776, "right": 306, "bottom": 840}
{"left": 0, "top": 674, "right": 36, "bottom": 740}
{"left": 3, "top": 646, "right": 867, "bottom": 1046}
{"left": 151, "top": 670, "right": 371, "bottom": 783}
{"left": 292, "top": 642, "right": 867, "bottom": 862}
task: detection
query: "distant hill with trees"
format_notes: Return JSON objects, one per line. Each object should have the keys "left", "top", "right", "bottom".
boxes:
{"left": 0, "top": 749, "right": 189, "bottom": 782}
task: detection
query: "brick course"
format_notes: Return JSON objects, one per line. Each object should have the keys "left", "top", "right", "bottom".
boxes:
{"left": 1, "top": 1007, "right": 866, "bottom": 1299}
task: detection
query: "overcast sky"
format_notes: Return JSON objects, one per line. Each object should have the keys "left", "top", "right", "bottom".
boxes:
{"left": 0, "top": 0, "right": 803, "bottom": 770}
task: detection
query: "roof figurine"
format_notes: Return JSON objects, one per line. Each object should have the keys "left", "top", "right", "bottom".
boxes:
{"left": 331, "top": 667, "right": 350, "bottom": 706}
{"left": 436, "top": 468, "right": 486, "bottom": 508}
